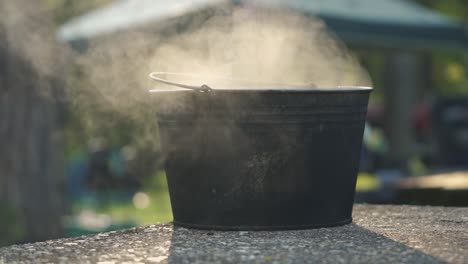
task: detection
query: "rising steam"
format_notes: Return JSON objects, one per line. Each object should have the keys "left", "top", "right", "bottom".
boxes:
{"left": 148, "top": 7, "right": 370, "bottom": 89}
{"left": 71, "top": 4, "right": 371, "bottom": 118}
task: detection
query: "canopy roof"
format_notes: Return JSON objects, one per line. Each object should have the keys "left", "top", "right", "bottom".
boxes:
{"left": 58, "top": 0, "right": 468, "bottom": 50}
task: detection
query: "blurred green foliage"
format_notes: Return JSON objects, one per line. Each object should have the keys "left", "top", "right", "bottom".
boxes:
{"left": 41, "top": 0, "right": 167, "bottom": 235}
{"left": 44, "top": 0, "right": 116, "bottom": 24}
{"left": 416, "top": 0, "right": 468, "bottom": 22}
{"left": 415, "top": 0, "right": 468, "bottom": 96}
{"left": 0, "top": 203, "right": 24, "bottom": 246}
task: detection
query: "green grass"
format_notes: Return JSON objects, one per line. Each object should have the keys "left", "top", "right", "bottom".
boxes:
{"left": 70, "top": 171, "right": 173, "bottom": 230}
{"left": 97, "top": 171, "right": 380, "bottom": 226}
{"left": 97, "top": 189, "right": 173, "bottom": 225}
{"left": 69, "top": 171, "right": 380, "bottom": 236}
{"left": 355, "top": 173, "right": 381, "bottom": 192}
{"left": 99, "top": 171, "right": 173, "bottom": 225}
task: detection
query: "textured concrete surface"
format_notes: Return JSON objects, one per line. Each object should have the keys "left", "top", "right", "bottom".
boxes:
{"left": 0, "top": 204, "right": 467, "bottom": 263}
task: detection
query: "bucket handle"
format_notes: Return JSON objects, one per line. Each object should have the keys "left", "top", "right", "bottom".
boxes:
{"left": 149, "top": 72, "right": 212, "bottom": 92}
{"left": 149, "top": 71, "right": 317, "bottom": 91}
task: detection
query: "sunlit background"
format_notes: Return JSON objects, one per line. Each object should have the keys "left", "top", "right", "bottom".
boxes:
{"left": 1, "top": 0, "right": 468, "bottom": 246}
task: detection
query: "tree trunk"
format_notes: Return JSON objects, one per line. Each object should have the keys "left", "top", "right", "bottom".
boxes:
{"left": 0, "top": 0, "right": 65, "bottom": 244}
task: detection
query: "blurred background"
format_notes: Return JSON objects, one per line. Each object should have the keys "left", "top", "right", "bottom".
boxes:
{"left": 1, "top": 0, "right": 468, "bottom": 246}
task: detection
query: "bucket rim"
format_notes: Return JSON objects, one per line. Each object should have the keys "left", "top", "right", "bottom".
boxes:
{"left": 149, "top": 86, "right": 372, "bottom": 93}
{"left": 149, "top": 72, "right": 372, "bottom": 93}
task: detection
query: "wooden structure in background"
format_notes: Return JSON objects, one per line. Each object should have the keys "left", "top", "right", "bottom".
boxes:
{"left": 0, "top": 0, "right": 65, "bottom": 243}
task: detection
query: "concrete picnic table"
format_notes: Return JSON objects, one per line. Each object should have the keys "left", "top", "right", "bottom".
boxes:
{"left": 1, "top": 204, "right": 467, "bottom": 263}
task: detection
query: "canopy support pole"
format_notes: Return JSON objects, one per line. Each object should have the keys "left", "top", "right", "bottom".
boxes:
{"left": 384, "top": 51, "right": 425, "bottom": 168}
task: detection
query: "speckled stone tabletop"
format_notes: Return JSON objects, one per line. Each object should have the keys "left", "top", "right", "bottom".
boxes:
{"left": 0, "top": 204, "right": 467, "bottom": 263}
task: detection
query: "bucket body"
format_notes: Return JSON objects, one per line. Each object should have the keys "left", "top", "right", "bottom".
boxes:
{"left": 155, "top": 88, "right": 371, "bottom": 230}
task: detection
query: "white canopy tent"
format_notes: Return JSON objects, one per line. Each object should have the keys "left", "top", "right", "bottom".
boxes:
{"left": 58, "top": 0, "right": 468, "bottom": 50}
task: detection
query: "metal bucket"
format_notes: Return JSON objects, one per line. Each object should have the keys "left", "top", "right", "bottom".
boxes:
{"left": 150, "top": 72, "right": 371, "bottom": 230}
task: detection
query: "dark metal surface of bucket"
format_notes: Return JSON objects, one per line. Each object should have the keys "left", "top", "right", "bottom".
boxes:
{"left": 154, "top": 88, "right": 371, "bottom": 230}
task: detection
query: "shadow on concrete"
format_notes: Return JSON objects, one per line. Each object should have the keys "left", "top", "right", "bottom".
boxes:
{"left": 166, "top": 223, "right": 443, "bottom": 263}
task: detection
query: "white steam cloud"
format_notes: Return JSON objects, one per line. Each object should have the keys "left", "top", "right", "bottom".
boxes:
{"left": 71, "top": 5, "right": 371, "bottom": 117}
